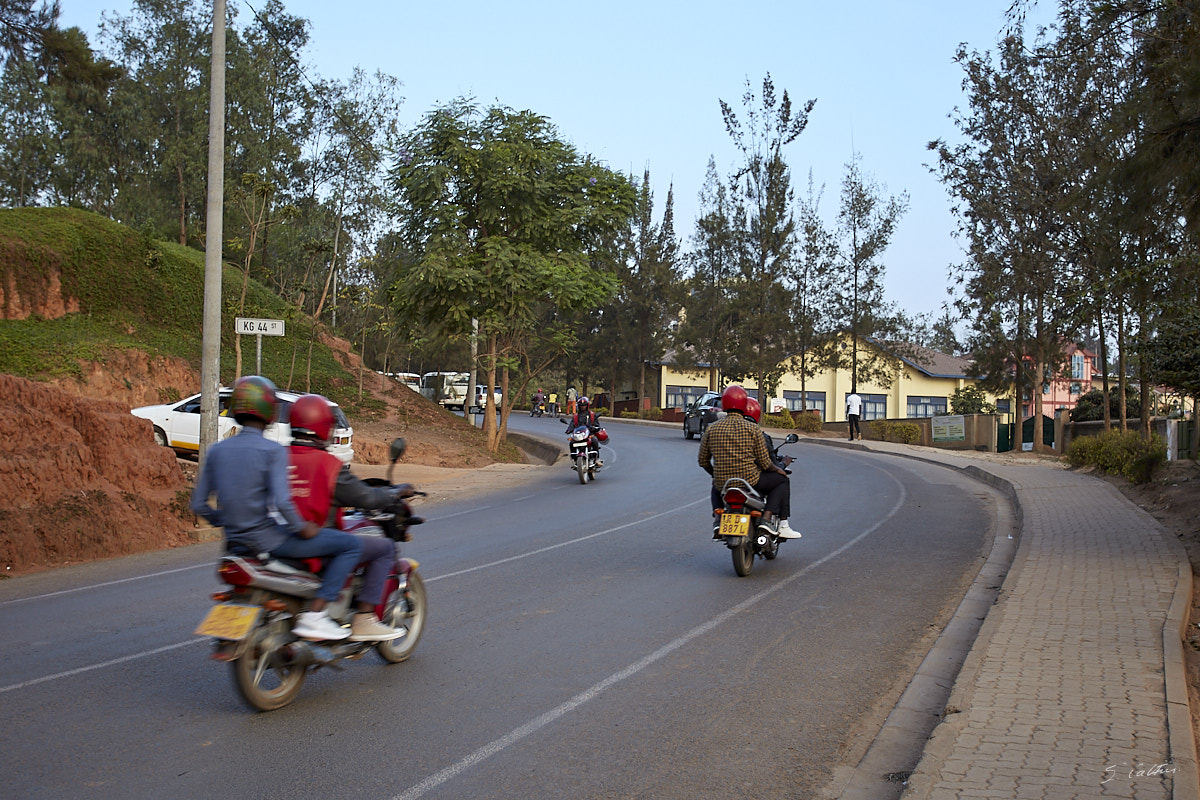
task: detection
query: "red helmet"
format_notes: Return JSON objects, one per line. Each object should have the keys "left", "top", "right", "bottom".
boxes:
{"left": 744, "top": 397, "right": 762, "bottom": 424}
{"left": 720, "top": 385, "right": 750, "bottom": 417}
{"left": 290, "top": 394, "right": 335, "bottom": 443}
{"left": 596, "top": 428, "right": 609, "bottom": 443}
{"left": 230, "top": 376, "right": 278, "bottom": 424}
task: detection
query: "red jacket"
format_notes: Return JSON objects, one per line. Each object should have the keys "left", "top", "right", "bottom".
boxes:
{"left": 288, "top": 444, "right": 344, "bottom": 528}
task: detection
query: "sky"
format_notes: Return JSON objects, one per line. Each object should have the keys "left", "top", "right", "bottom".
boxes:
{"left": 59, "top": 0, "right": 1059, "bottom": 322}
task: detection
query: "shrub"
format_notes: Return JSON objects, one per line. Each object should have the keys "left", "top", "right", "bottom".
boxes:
{"left": 761, "top": 411, "right": 795, "bottom": 429}
{"left": 870, "top": 420, "right": 922, "bottom": 444}
{"left": 1065, "top": 429, "right": 1167, "bottom": 484}
{"left": 620, "top": 410, "right": 639, "bottom": 419}
{"left": 793, "top": 411, "right": 823, "bottom": 433}
{"left": 638, "top": 407, "right": 664, "bottom": 420}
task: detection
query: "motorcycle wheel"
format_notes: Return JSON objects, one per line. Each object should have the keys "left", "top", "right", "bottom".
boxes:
{"left": 731, "top": 538, "right": 754, "bottom": 577}
{"left": 763, "top": 536, "right": 779, "bottom": 560}
{"left": 576, "top": 459, "right": 589, "bottom": 484}
{"left": 231, "top": 617, "right": 307, "bottom": 711}
{"left": 377, "top": 571, "right": 427, "bottom": 664}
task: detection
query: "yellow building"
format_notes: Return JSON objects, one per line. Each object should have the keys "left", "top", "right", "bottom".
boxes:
{"left": 658, "top": 336, "right": 1014, "bottom": 423}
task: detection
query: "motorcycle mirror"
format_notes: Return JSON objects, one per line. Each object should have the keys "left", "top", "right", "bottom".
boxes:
{"left": 389, "top": 438, "right": 407, "bottom": 463}
{"left": 783, "top": 433, "right": 799, "bottom": 444}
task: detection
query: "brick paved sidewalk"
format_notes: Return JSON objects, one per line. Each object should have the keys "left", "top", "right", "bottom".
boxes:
{"left": 835, "top": 440, "right": 1198, "bottom": 800}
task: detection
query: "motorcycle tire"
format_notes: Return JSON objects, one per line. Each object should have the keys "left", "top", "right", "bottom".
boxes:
{"left": 377, "top": 570, "right": 427, "bottom": 664}
{"left": 576, "top": 459, "right": 589, "bottom": 484}
{"left": 731, "top": 538, "right": 754, "bottom": 577}
{"left": 231, "top": 616, "right": 307, "bottom": 711}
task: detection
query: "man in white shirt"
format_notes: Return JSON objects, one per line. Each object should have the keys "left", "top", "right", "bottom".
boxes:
{"left": 846, "top": 390, "right": 863, "bottom": 441}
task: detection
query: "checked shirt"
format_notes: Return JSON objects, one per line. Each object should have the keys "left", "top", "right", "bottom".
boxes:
{"left": 697, "top": 412, "right": 776, "bottom": 490}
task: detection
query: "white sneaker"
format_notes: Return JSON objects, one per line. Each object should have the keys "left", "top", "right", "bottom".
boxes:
{"left": 349, "top": 613, "right": 405, "bottom": 642}
{"left": 293, "top": 610, "right": 350, "bottom": 640}
{"left": 777, "top": 520, "right": 802, "bottom": 539}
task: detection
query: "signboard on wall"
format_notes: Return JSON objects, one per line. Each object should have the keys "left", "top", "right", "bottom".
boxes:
{"left": 932, "top": 414, "right": 966, "bottom": 442}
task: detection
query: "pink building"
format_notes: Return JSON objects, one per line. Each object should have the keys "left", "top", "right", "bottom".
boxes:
{"left": 1020, "top": 342, "right": 1099, "bottom": 420}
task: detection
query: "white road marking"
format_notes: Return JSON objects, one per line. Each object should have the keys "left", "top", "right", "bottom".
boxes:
{"left": 391, "top": 475, "right": 908, "bottom": 800}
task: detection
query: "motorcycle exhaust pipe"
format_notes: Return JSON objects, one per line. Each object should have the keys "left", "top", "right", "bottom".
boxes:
{"left": 286, "top": 640, "right": 336, "bottom": 668}
{"left": 756, "top": 534, "right": 770, "bottom": 549}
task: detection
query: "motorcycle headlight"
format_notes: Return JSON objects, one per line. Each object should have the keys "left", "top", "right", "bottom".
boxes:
{"left": 570, "top": 428, "right": 589, "bottom": 442}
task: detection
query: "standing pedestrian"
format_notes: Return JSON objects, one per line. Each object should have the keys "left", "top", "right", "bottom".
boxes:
{"left": 566, "top": 385, "right": 577, "bottom": 415}
{"left": 846, "top": 389, "right": 862, "bottom": 441}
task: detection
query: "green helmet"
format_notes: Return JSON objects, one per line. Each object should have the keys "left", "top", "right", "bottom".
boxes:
{"left": 229, "top": 375, "right": 278, "bottom": 424}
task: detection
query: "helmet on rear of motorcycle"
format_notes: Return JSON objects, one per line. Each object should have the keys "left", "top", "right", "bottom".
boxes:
{"left": 720, "top": 385, "right": 750, "bottom": 417}
{"left": 596, "top": 428, "right": 608, "bottom": 443}
{"left": 290, "top": 394, "right": 335, "bottom": 444}
{"left": 229, "top": 375, "right": 278, "bottom": 425}
{"left": 744, "top": 397, "right": 762, "bottom": 424}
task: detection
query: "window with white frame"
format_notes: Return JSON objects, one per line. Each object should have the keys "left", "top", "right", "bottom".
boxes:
{"left": 906, "top": 396, "right": 948, "bottom": 418}
{"left": 1071, "top": 354, "right": 1086, "bottom": 380}
{"left": 859, "top": 393, "right": 888, "bottom": 419}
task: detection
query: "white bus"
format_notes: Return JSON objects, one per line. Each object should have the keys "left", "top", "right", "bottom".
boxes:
{"left": 420, "top": 371, "right": 471, "bottom": 409}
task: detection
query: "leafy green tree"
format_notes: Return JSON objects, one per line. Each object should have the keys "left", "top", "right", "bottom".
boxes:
{"left": 950, "top": 385, "right": 996, "bottom": 415}
{"left": 673, "top": 158, "right": 739, "bottom": 388}
{"left": 930, "top": 32, "right": 1091, "bottom": 452}
{"left": 101, "top": 0, "right": 209, "bottom": 244}
{"left": 718, "top": 73, "right": 815, "bottom": 400}
{"left": 386, "top": 99, "right": 635, "bottom": 452}
{"left": 0, "top": 0, "right": 58, "bottom": 66}
{"left": 820, "top": 152, "right": 909, "bottom": 393}
{"left": 1069, "top": 386, "right": 1142, "bottom": 423}
{"left": 787, "top": 170, "right": 836, "bottom": 411}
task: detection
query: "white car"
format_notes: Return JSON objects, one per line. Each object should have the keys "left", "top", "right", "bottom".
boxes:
{"left": 131, "top": 388, "right": 355, "bottom": 464}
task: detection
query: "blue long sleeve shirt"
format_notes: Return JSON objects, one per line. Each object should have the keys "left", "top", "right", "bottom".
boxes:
{"left": 190, "top": 426, "right": 306, "bottom": 553}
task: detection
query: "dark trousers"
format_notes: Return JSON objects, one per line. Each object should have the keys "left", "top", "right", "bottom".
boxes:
{"left": 848, "top": 414, "right": 861, "bottom": 439}
{"left": 711, "top": 471, "right": 791, "bottom": 519}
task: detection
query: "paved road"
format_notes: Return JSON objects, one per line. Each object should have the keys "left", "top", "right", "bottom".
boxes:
{"left": 0, "top": 419, "right": 1001, "bottom": 799}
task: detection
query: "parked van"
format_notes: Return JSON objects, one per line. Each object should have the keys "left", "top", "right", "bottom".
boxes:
{"left": 386, "top": 372, "right": 421, "bottom": 393}
{"left": 420, "top": 371, "right": 471, "bottom": 409}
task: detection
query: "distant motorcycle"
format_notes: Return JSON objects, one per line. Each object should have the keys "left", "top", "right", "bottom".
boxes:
{"left": 714, "top": 433, "right": 798, "bottom": 576}
{"left": 195, "top": 439, "right": 428, "bottom": 711}
{"left": 530, "top": 397, "right": 546, "bottom": 417}
{"left": 564, "top": 418, "right": 607, "bottom": 484}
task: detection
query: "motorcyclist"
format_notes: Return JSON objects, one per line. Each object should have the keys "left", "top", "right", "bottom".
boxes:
{"left": 531, "top": 388, "right": 545, "bottom": 416}
{"left": 697, "top": 385, "right": 798, "bottom": 539}
{"left": 191, "top": 376, "right": 361, "bottom": 641}
{"left": 565, "top": 395, "right": 607, "bottom": 466}
{"left": 287, "top": 393, "right": 413, "bottom": 642}
{"left": 744, "top": 398, "right": 800, "bottom": 539}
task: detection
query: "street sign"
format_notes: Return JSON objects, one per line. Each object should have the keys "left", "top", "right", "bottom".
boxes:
{"left": 235, "top": 317, "right": 285, "bottom": 336}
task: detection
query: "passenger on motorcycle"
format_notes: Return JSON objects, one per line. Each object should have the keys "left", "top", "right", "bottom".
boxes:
{"left": 287, "top": 393, "right": 412, "bottom": 642}
{"left": 744, "top": 398, "right": 801, "bottom": 539}
{"left": 697, "top": 385, "right": 798, "bottom": 539}
{"left": 565, "top": 395, "right": 607, "bottom": 465}
{"left": 191, "top": 376, "right": 362, "bottom": 641}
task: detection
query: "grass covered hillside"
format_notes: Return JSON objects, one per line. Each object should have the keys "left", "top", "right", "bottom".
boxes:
{"left": 0, "top": 206, "right": 376, "bottom": 416}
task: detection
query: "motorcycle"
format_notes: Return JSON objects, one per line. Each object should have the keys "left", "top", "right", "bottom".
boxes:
{"left": 563, "top": 418, "right": 606, "bottom": 484}
{"left": 530, "top": 398, "right": 546, "bottom": 417}
{"left": 195, "top": 439, "right": 428, "bottom": 711}
{"left": 714, "top": 433, "right": 798, "bottom": 576}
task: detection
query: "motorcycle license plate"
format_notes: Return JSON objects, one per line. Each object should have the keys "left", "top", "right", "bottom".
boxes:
{"left": 195, "top": 604, "right": 261, "bottom": 640}
{"left": 719, "top": 514, "right": 751, "bottom": 537}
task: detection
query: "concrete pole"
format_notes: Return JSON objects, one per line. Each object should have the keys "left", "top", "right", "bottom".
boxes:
{"left": 199, "top": 0, "right": 226, "bottom": 463}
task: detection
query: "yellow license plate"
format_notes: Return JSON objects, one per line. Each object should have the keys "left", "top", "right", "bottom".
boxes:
{"left": 195, "top": 604, "right": 262, "bottom": 640}
{"left": 719, "top": 514, "right": 751, "bottom": 537}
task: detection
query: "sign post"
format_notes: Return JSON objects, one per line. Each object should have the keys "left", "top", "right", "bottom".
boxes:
{"left": 235, "top": 318, "right": 285, "bottom": 376}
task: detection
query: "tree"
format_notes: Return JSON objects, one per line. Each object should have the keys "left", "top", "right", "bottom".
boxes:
{"left": 386, "top": 99, "right": 635, "bottom": 452}
{"left": 1070, "top": 386, "right": 1142, "bottom": 423}
{"left": 820, "top": 152, "right": 909, "bottom": 393}
{"left": 0, "top": 0, "right": 59, "bottom": 66}
{"left": 950, "top": 385, "right": 996, "bottom": 415}
{"left": 101, "top": 0, "right": 208, "bottom": 244}
{"left": 787, "top": 171, "right": 836, "bottom": 411}
{"left": 718, "top": 73, "right": 815, "bottom": 401}
{"left": 931, "top": 32, "right": 1090, "bottom": 452}
{"left": 673, "top": 158, "right": 739, "bottom": 388}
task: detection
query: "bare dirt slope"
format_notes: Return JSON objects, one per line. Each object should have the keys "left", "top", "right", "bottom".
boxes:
{"left": 0, "top": 331, "right": 524, "bottom": 576}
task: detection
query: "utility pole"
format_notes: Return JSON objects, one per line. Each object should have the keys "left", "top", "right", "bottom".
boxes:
{"left": 199, "top": 0, "right": 226, "bottom": 463}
